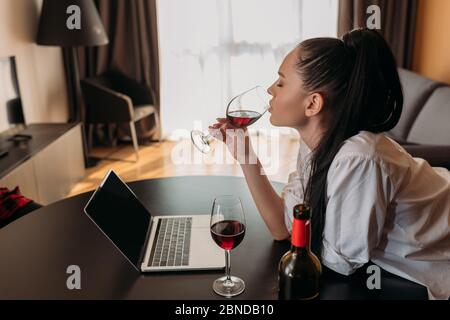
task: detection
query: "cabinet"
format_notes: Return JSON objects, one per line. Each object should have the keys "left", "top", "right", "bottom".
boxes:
{"left": 0, "top": 123, "right": 85, "bottom": 205}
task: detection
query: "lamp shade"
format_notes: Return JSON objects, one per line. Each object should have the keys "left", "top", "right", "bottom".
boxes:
{"left": 37, "top": 0, "right": 108, "bottom": 47}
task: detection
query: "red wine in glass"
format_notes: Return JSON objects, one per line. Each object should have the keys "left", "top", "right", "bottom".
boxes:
{"left": 210, "top": 220, "right": 246, "bottom": 250}
{"left": 227, "top": 110, "right": 262, "bottom": 128}
{"left": 191, "top": 85, "right": 271, "bottom": 154}
{"left": 210, "top": 195, "right": 246, "bottom": 297}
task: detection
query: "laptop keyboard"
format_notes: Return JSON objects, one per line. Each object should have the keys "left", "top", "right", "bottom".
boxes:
{"left": 149, "top": 217, "right": 192, "bottom": 267}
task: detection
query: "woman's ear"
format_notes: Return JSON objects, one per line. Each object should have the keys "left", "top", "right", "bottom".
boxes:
{"left": 304, "top": 92, "right": 324, "bottom": 117}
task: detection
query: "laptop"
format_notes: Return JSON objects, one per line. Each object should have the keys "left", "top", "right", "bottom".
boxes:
{"left": 83, "top": 170, "right": 225, "bottom": 272}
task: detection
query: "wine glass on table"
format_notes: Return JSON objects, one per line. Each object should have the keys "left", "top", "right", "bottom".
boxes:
{"left": 210, "top": 195, "right": 246, "bottom": 297}
{"left": 191, "top": 86, "right": 271, "bottom": 153}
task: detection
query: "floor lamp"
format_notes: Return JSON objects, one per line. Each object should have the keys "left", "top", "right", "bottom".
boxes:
{"left": 36, "top": 0, "right": 108, "bottom": 167}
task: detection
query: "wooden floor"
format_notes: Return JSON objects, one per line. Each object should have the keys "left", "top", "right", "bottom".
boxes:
{"left": 68, "top": 134, "right": 300, "bottom": 197}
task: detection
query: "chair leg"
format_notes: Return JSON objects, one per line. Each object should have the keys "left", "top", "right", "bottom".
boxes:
{"left": 154, "top": 108, "right": 162, "bottom": 143}
{"left": 129, "top": 121, "right": 139, "bottom": 162}
{"left": 108, "top": 124, "right": 117, "bottom": 147}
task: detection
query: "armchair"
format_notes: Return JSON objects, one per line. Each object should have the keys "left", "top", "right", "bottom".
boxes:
{"left": 80, "top": 70, "right": 161, "bottom": 161}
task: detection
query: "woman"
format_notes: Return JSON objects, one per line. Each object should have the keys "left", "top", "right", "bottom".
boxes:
{"left": 209, "top": 28, "right": 450, "bottom": 300}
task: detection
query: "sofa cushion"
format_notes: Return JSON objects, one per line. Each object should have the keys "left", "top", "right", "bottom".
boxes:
{"left": 389, "top": 69, "right": 443, "bottom": 140}
{"left": 407, "top": 86, "right": 450, "bottom": 145}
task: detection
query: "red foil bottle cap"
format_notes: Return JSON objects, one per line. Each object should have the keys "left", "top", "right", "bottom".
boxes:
{"left": 291, "top": 204, "right": 311, "bottom": 248}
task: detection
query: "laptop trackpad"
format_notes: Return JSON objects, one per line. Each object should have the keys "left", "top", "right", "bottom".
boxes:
{"left": 189, "top": 215, "right": 225, "bottom": 269}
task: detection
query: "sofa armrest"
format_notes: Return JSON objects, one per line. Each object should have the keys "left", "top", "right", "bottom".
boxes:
{"left": 402, "top": 144, "right": 450, "bottom": 170}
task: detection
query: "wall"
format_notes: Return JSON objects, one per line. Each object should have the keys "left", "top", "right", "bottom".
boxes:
{"left": 412, "top": 0, "right": 450, "bottom": 84}
{"left": 0, "top": 0, "right": 69, "bottom": 123}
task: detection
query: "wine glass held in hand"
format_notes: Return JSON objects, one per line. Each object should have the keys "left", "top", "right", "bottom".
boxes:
{"left": 210, "top": 195, "right": 246, "bottom": 297}
{"left": 278, "top": 204, "right": 321, "bottom": 300}
{"left": 191, "top": 85, "right": 271, "bottom": 154}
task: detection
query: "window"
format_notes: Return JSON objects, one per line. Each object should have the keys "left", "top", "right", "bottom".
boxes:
{"left": 157, "top": 0, "right": 338, "bottom": 139}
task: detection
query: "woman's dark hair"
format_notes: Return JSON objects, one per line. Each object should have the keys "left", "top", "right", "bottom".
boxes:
{"left": 296, "top": 28, "right": 403, "bottom": 257}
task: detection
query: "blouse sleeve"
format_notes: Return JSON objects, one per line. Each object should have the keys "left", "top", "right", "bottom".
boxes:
{"left": 321, "top": 154, "right": 393, "bottom": 275}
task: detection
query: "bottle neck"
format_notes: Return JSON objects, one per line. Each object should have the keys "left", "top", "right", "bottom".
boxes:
{"left": 291, "top": 218, "right": 310, "bottom": 251}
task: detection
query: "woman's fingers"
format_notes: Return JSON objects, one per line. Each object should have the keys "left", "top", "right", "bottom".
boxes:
{"left": 209, "top": 119, "right": 236, "bottom": 130}
{"left": 208, "top": 123, "right": 227, "bottom": 142}
{"left": 208, "top": 123, "right": 225, "bottom": 141}
{"left": 208, "top": 118, "right": 247, "bottom": 144}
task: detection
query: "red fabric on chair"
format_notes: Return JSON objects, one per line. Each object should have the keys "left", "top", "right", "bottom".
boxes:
{"left": 0, "top": 187, "right": 32, "bottom": 221}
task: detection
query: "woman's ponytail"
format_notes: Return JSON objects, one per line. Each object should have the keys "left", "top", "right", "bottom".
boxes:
{"left": 341, "top": 29, "right": 403, "bottom": 134}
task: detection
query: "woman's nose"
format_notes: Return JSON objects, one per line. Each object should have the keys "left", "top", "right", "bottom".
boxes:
{"left": 267, "top": 84, "right": 274, "bottom": 96}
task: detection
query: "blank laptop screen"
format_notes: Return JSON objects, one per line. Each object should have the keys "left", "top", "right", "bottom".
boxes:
{"left": 84, "top": 171, "right": 151, "bottom": 269}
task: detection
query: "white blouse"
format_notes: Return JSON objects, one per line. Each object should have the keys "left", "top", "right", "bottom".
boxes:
{"left": 282, "top": 131, "right": 450, "bottom": 300}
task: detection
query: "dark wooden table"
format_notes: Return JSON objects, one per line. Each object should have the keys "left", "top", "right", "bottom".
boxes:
{"left": 0, "top": 176, "right": 427, "bottom": 299}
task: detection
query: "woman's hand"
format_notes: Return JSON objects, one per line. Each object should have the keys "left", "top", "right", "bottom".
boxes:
{"left": 208, "top": 118, "right": 255, "bottom": 163}
{"left": 209, "top": 119, "right": 289, "bottom": 241}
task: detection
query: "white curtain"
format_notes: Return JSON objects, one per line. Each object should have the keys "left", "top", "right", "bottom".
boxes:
{"left": 157, "top": 0, "right": 338, "bottom": 140}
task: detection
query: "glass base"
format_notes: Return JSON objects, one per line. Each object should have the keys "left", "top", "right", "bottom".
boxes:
{"left": 191, "top": 130, "right": 212, "bottom": 154}
{"left": 213, "top": 275, "right": 245, "bottom": 297}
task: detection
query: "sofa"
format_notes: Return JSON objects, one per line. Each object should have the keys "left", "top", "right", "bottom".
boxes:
{"left": 387, "top": 69, "right": 450, "bottom": 170}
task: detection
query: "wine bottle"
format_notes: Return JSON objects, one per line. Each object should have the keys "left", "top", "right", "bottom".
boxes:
{"left": 278, "top": 204, "right": 321, "bottom": 300}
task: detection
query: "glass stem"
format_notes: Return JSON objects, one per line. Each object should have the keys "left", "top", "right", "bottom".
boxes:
{"left": 225, "top": 250, "right": 231, "bottom": 282}
{"left": 203, "top": 134, "right": 212, "bottom": 144}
